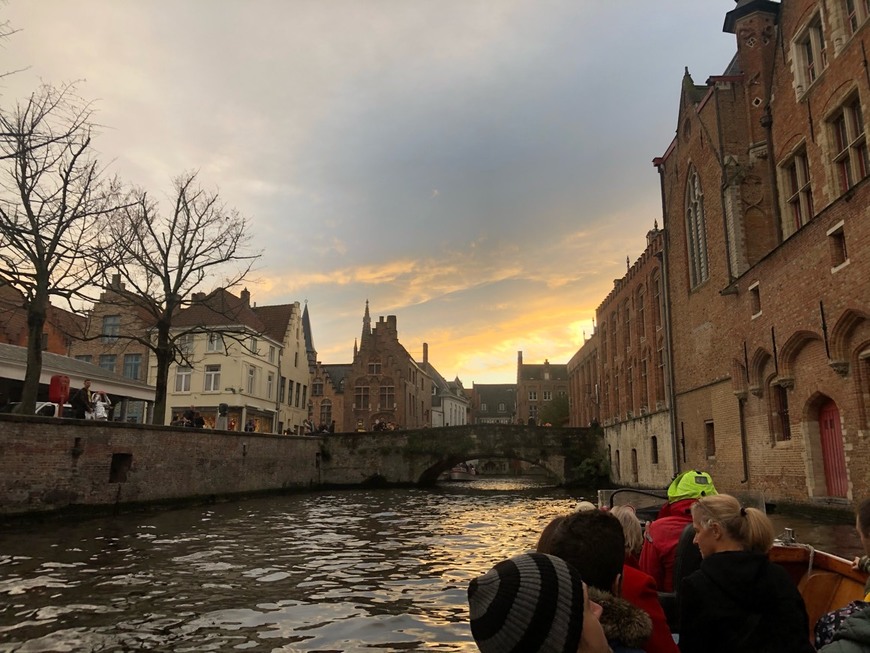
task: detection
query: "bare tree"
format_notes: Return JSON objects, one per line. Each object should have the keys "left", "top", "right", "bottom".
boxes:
{"left": 102, "top": 172, "right": 260, "bottom": 424}
{"left": 0, "top": 84, "right": 126, "bottom": 413}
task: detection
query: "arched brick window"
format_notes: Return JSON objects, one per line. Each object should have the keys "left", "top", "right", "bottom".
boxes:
{"left": 685, "top": 167, "right": 709, "bottom": 287}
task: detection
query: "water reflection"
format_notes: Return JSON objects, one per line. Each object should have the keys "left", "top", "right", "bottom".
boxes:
{"left": 0, "top": 479, "right": 861, "bottom": 652}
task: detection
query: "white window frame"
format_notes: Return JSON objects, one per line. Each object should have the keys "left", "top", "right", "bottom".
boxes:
{"left": 528, "top": 390, "right": 538, "bottom": 401}
{"left": 780, "top": 146, "right": 813, "bottom": 237}
{"left": 793, "top": 13, "right": 827, "bottom": 94}
{"left": 204, "top": 364, "right": 221, "bottom": 392}
{"left": 247, "top": 365, "right": 257, "bottom": 394}
{"left": 543, "top": 390, "right": 553, "bottom": 401}
{"left": 175, "top": 366, "right": 192, "bottom": 392}
{"left": 206, "top": 333, "right": 223, "bottom": 353}
{"left": 829, "top": 95, "right": 868, "bottom": 195}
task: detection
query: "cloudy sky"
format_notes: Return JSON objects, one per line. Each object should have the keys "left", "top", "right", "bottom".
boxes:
{"left": 3, "top": 1, "right": 736, "bottom": 384}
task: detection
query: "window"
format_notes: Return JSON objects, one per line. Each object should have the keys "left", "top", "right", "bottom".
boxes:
{"left": 652, "top": 274, "right": 663, "bottom": 330}
{"left": 295, "top": 382, "right": 301, "bottom": 407}
{"left": 206, "top": 333, "right": 223, "bottom": 352}
{"left": 175, "top": 366, "right": 192, "bottom": 392}
{"left": 320, "top": 399, "right": 332, "bottom": 425}
{"left": 269, "top": 346, "right": 276, "bottom": 363}
{"left": 794, "top": 14, "right": 827, "bottom": 92}
{"left": 75, "top": 355, "right": 92, "bottom": 364}
{"left": 247, "top": 365, "right": 257, "bottom": 394}
{"left": 178, "top": 333, "right": 194, "bottom": 355}
{"left": 844, "top": 0, "right": 870, "bottom": 36}
{"left": 623, "top": 300, "right": 631, "bottom": 350}
{"left": 637, "top": 288, "right": 646, "bottom": 339}
{"left": 301, "top": 384, "right": 307, "bottom": 407}
{"left": 829, "top": 95, "right": 868, "bottom": 194}
{"left": 827, "top": 221, "right": 850, "bottom": 269}
{"left": 312, "top": 380, "right": 323, "bottom": 396}
{"left": 705, "top": 420, "right": 716, "bottom": 458}
{"left": 294, "top": 351, "right": 299, "bottom": 367}
{"left": 287, "top": 380, "right": 294, "bottom": 405}
{"left": 781, "top": 147, "right": 813, "bottom": 234}
{"left": 498, "top": 402, "right": 505, "bottom": 412}
{"left": 123, "top": 354, "right": 141, "bottom": 380}
{"left": 355, "top": 385, "right": 370, "bottom": 409}
{"left": 749, "top": 282, "right": 762, "bottom": 317}
{"left": 280, "top": 377, "right": 286, "bottom": 402}
{"left": 379, "top": 385, "right": 395, "bottom": 408}
{"left": 651, "top": 436, "right": 659, "bottom": 465}
{"left": 773, "top": 384, "right": 792, "bottom": 442}
{"left": 368, "top": 362, "right": 381, "bottom": 375}
{"left": 528, "top": 391, "right": 537, "bottom": 401}
{"left": 101, "top": 315, "right": 120, "bottom": 343}
{"left": 480, "top": 402, "right": 487, "bottom": 412}
{"left": 543, "top": 391, "right": 552, "bottom": 401}
{"left": 685, "top": 169, "right": 709, "bottom": 288}
{"left": 204, "top": 364, "right": 221, "bottom": 392}
{"left": 267, "top": 372, "right": 274, "bottom": 399}
{"left": 249, "top": 337, "right": 258, "bottom": 355}
{"left": 99, "top": 354, "right": 116, "bottom": 372}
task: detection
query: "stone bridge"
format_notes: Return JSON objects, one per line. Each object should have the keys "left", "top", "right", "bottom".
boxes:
{"left": 319, "top": 423, "right": 604, "bottom": 487}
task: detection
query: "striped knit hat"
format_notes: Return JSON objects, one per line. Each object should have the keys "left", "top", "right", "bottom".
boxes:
{"left": 467, "top": 552, "right": 585, "bottom": 653}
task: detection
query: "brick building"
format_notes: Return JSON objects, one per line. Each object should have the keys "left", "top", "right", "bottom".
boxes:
{"left": 0, "top": 281, "right": 84, "bottom": 356}
{"left": 567, "top": 227, "right": 675, "bottom": 487}
{"left": 516, "top": 352, "right": 568, "bottom": 425}
{"left": 470, "top": 383, "right": 516, "bottom": 424}
{"left": 650, "top": 0, "right": 869, "bottom": 503}
{"left": 309, "top": 302, "right": 432, "bottom": 432}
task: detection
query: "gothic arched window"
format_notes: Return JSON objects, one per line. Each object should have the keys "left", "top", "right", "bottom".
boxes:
{"left": 685, "top": 168, "right": 709, "bottom": 287}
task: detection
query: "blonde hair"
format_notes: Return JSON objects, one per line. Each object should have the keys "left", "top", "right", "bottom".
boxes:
{"left": 692, "top": 494, "right": 774, "bottom": 554}
{"left": 611, "top": 505, "right": 643, "bottom": 558}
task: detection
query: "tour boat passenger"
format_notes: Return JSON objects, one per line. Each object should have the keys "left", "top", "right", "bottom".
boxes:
{"left": 677, "top": 493, "right": 814, "bottom": 653}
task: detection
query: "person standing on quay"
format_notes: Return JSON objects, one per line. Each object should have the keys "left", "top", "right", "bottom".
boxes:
{"left": 71, "top": 379, "right": 94, "bottom": 419}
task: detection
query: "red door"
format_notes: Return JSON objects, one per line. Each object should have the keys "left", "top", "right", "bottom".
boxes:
{"left": 819, "top": 401, "right": 848, "bottom": 497}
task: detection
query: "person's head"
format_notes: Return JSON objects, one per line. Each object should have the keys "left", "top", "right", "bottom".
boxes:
{"left": 536, "top": 515, "right": 568, "bottom": 553}
{"left": 467, "top": 552, "right": 610, "bottom": 653}
{"left": 83, "top": 379, "right": 91, "bottom": 389}
{"left": 856, "top": 497, "right": 870, "bottom": 555}
{"left": 667, "top": 470, "right": 717, "bottom": 503}
{"left": 691, "top": 493, "right": 774, "bottom": 557}
{"left": 610, "top": 505, "right": 643, "bottom": 560}
{"left": 575, "top": 500, "right": 597, "bottom": 512}
{"left": 540, "top": 509, "right": 625, "bottom": 595}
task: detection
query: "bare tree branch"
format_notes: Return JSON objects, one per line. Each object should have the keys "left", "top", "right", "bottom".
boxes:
{"left": 98, "top": 171, "right": 261, "bottom": 424}
{"left": 0, "top": 84, "right": 130, "bottom": 413}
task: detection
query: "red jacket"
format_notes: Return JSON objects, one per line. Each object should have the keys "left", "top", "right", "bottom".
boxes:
{"left": 621, "top": 564, "right": 679, "bottom": 653}
{"left": 638, "top": 499, "right": 695, "bottom": 592}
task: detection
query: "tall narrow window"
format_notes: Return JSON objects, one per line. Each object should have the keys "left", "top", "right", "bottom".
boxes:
{"left": 247, "top": 366, "right": 257, "bottom": 394}
{"left": 175, "top": 366, "right": 192, "bottom": 392}
{"left": 204, "top": 364, "right": 221, "bottom": 392}
{"left": 379, "top": 385, "right": 395, "bottom": 408}
{"left": 685, "top": 169, "right": 709, "bottom": 288}
{"left": 102, "top": 315, "right": 120, "bottom": 343}
{"left": 794, "top": 14, "right": 827, "bottom": 91}
{"left": 636, "top": 287, "right": 646, "bottom": 339}
{"left": 123, "top": 354, "right": 142, "bottom": 380}
{"left": 705, "top": 421, "right": 716, "bottom": 458}
{"left": 782, "top": 147, "right": 813, "bottom": 235}
{"left": 267, "top": 372, "right": 274, "bottom": 399}
{"left": 773, "top": 385, "right": 792, "bottom": 441}
{"left": 320, "top": 399, "right": 332, "bottom": 425}
{"left": 830, "top": 95, "right": 868, "bottom": 194}
{"left": 355, "top": 384, "right": 370, "bottom": 409}
{"left": 827, "top": 221, "right": 849, "bottom": 269}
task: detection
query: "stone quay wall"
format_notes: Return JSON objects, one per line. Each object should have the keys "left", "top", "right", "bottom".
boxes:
{"left": 0, "top": 415, "right": 323, "bottom": 517}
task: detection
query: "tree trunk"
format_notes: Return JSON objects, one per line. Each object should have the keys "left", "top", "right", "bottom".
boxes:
{"left": 18, "top": 295, "right": 48, "bottom": 414}
{"left": 151, "top": 325, "right": 172, "bottom": 425}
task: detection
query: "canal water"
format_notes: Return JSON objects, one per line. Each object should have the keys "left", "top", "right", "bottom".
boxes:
{"left": 0, "top": 479, "right": 862, "bottom": 652}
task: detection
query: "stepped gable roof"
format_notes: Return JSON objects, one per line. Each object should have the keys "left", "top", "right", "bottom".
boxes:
{"left": 173, "top": 287, "right": 266, "bottom": 333}
{"left": 252, "top": 303, "right": 296, "bottom": 343}
{"left": 681, "top": 68, "right": 708, "bottom": 104}
{"left": 319, "top": 363, "right": 352, "bottom": 392}
{"left": 519, "top": 363, "right": 568, "bottom": 382}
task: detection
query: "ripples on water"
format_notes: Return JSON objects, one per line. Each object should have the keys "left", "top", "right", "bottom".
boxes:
{"left": 0, "top": 478, "right": 861, "bottom": 652}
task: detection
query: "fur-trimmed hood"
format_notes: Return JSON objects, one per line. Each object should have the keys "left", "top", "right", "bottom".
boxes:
{"left": 589, "top": 587, "right": 653, "bottom": 650}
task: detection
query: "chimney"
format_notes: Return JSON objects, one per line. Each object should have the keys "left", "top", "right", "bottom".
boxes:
{"left": 423, "top": 342, "right": 429, "bottom": 364}
{"left": 240, "top": 288, "right": 250, "bottom": 306}
{"left": 518, "top": 350, "right": 523, "bottom": 366}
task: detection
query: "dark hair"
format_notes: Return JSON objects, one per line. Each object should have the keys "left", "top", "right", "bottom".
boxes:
{"left": 543, "top": 509, "right": 625, "bottom": 592}
{"left": 536, "top": 515, "right": 568, "bottom": 554}
{"left": 857, "top": 497, "right": 870, "bottom": 537}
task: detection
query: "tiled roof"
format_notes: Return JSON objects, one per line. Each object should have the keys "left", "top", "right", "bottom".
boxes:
{"left": 252, "top": 303, "right": 295, "bottom": 343}
{"left": 320, "top": 363, "right": 352, "bottom": 392}
{"left": 473, "top": 383, "right": 517, "bottom": 406}
{"left": 173, "top": 288, "right": 265, "bottom": 333}
{"left": 519, "top": 364, "right": 568, "bottom": 382}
